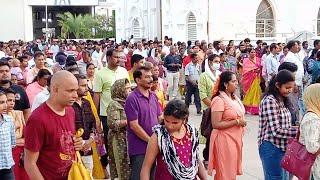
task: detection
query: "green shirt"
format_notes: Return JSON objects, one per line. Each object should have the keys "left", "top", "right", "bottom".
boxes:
{"left": 198, "top": 71, "right": 219, "bottom": 110}
{"left": 93, "top": 66, "right": 129, "bottom": 116}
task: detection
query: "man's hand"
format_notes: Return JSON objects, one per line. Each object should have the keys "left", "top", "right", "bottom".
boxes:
{"left": 82, "top": 138, "right": 94, "bottom": 152}
{"left": 73, "top": 136, "right": 84, "bottom": 151}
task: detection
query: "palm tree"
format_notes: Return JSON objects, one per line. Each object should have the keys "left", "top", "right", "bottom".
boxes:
{"left": 57, "top": 12, "right": 98, "bottom": 39}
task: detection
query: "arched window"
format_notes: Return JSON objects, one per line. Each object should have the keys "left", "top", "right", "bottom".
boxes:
{"left": 256, "top": 0, "right": 275, "bottom": 37}
{"left": 132, "top": 18, "right": 140, "bottom": 39}
{"left": 187, "top": 12, "right": 197, "bottom": 42}
{"left": 317, "top": 8, "right": 320, "bottom": 36}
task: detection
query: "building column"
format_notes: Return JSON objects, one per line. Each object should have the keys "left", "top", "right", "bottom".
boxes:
{"left": 208, "top": 0, "right": 213, "bottom": 42}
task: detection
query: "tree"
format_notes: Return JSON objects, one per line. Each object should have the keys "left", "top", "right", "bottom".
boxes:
{"left": 57, "top": 12, "right": 98, "bottom": 39}
{"left": 94, "top": 10, "right": 116, "bottom": 38}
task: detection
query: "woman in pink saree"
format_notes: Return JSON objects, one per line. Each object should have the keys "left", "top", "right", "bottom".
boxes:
{"left": 242, "top": 48, "right": 262, "bottom": 115}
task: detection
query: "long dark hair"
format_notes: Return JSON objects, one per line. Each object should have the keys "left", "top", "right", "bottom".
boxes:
{"left": 213, "top": 71, "right": 236, "bottom": 99}
{"left": 264, "top": 69, "right": 295, "bottom": 107}
{"left": 32, "top": 69, "right": 52, "bottom": 83}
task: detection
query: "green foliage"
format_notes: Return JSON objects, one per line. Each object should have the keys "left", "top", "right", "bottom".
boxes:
{"left": 94, "top": 11, "right": 116, "bottom": 39}
{"left": 57, "top": 11, "right": 116, "bottom": 39}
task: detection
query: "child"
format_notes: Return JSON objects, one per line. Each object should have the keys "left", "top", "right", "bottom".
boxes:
{"left": 5, "top": 88, "right": 29, "bottom": 180}
{"left": 140, "top": 100, "right": 206, "bottom": 180}
{"left": 0, "top": 91, "right": 16, "bottom": 180}
{"left": 11, "top": 74, "right": 18, "bottom": 85}
{"left": 10, "top": 59, "right": 24, "bottom": 81}
{"left": 151, "top": 75, "right": 165, "bottom": 110}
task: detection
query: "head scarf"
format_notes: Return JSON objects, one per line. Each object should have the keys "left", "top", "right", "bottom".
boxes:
{"left": 303, "top": 83, "right": 320, "bottom": 117}
{"left": 111, "top": 78, "right": 128, "bottom": 106}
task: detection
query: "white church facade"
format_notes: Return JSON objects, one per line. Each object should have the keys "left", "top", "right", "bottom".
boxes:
{"left": 115, "top": 0, "right": 320, "bottom": 43}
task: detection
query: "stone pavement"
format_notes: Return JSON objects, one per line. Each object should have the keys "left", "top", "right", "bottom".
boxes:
{"left": 187, "top": 105, "right": 264, "bottom": 180}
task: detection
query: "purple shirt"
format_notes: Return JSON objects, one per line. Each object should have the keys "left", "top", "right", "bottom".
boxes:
{"left": 125, "top": 88, "right": 161, "bottom": 156}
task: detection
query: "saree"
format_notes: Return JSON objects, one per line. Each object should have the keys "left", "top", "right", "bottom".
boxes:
{"left": 242, "top": 57, "right": 262, "bottom": 115}
{"left": 84, "top": 92, "right": 106, "bottom": 179}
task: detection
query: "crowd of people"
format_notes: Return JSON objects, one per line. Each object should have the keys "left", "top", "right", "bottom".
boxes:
{"left": 0, "top": 36, "right": 320, "bottom": 180}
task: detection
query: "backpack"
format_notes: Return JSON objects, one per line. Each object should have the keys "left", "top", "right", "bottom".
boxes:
{"left": 312, "top": 61, "right": 320, "bottom": 83}
{"left": 200, "top": 107, "right": 212, "bottom": 137}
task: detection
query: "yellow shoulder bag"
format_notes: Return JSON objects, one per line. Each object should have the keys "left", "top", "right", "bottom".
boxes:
{"left": 68, "top": 129, "right": 92, "bottom": 180}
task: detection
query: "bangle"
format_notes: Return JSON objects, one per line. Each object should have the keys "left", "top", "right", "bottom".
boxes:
{"left": 236, "top": 119, "right": 240, "bottom": 125}
{"left": 90, "top": 135, "right": 95, "bottom": 140}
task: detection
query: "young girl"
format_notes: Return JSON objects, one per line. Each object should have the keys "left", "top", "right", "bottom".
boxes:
{"left": 5, "top": 88, "right": 29, "bottom": 180}
{"left": 0, "top": 91, "right": 16, "bottom": 180}
{"left": 140, "top": 100, "right": 206, "bottom": 180}
{"left": 258, "top": 69, "right": 298, "bottom": 180}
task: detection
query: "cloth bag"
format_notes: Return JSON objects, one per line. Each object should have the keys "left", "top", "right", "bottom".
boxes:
{"left": 68, "top": 129, "right": 92, "bottom": 180}
{"left": 281, "top": 131, "right": 317, "bottom": 180}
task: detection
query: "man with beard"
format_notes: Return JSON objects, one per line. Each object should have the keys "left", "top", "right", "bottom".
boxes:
{"left": 72, "top": 74, "right": 96, "bottom": 174}
{"left": 124, "top": 66, "right": 162, "bottom": 180}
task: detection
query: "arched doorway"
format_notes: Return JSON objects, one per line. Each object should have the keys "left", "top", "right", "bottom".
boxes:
{"left": 187, "top": 12, "right": 197, "bottom": 43}
{"left": 132, "top": 18, "right": 140, "bottom": 40}
{"left": 256, "top": 0, "right": 275, "bottom": 37}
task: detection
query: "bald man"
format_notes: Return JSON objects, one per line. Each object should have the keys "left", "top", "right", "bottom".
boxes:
{"left": 24, "top": 70, "right": 84, "bottom": 180}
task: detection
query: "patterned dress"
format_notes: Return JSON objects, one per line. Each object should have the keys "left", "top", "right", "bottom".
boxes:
{"left": 155, "top": 130, "right": 193, "bottom": 180}
{"left": 299, "top": 112, "right": 320, "bottom": 179}
{"left": 106, "top": 79, "right": 130, "bottom": 180}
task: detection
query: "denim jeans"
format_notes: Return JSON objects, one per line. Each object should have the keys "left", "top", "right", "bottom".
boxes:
{"left": 0, "top": 168, "right": 14, "bottom": 180}
{"left": 130, "top": 154, "right": 155, "bottom": 180}
{"left": 259, "top": 141, "right": 289, "bottom": 180}
{"left": 298, "top": 86, "right": 306, "bottom": 117}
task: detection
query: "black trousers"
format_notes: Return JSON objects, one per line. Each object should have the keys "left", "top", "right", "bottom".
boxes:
{"left": 0, "top": 168, "right": 14, "bottom": 180}
{"left": 203, "top": 135, "right": 211, "bottom": 161}
{"left": 185, "top": 81, "right": 201, "bottom": 112}
{"left": 100, "top": 115, "right": 109, "bottom": 167}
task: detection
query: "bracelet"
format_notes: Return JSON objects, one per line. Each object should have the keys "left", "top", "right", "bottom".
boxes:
{"left": 89, "top": 135, "right": 95, "bottom": 140}
{"left": 236, "top": 119, "right": 240, "bottom": 125}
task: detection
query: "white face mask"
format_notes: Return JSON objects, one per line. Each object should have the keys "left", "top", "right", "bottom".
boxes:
{"left": 211, "top": 63, "right": 220, "bottom": 70}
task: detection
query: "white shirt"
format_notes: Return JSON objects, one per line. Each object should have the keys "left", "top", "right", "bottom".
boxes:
{"left": 133, "top": 49, "right": 147, "bottom": 58}
{"left": 162, "top": 45, "right": 170, "bottom": 56}
{"left": 28, "top": 59, "right": 35, "bottom": 69}
{"left": 265, "top": 53, "right": 280, "bottom": 81}
{"left": 31, "top": 88, "right": 50, "bottom": 112}
{"left": 0, "top": 51, "right": 5, "bottom": 58}
{"left": 212, "top": 48, "right": 223, "bottom": 55}
{"left": 284, "top": 51, "right": 304, "bottom": 86}
{"left": 91, "top": 50, "right": 103, "bottom": 69}
{"left": 26, "top": 67, "right": 53, "bottom": 84}
{"left": 299, "top": 49, "right": 308, "bottom": 61}
{"left": 77, "top": 60, "right": 88, "bottom": 75}
{"left": 50, "top": 45, "right": 60, "bottom": 57}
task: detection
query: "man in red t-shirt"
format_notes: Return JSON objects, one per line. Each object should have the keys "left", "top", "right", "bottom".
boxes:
{"left": 24, "top": 71, "right": 84, "bottom": 180}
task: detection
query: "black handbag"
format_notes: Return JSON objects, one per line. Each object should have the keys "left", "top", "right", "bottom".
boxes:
{"left": 200, "top": 108, "right": 212, "bottom": 137}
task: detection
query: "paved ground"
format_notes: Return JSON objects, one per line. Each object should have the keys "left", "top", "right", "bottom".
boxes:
{"left": 187, "top": 105, "right": 264, "bottom": 180}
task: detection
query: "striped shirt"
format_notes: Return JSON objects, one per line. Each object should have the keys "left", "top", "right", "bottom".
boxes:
{"left": 0, "top": 114, "right": 16, "bottom": 169}
{"left": 258, "top": 95, "right": 298, "bottom": 151}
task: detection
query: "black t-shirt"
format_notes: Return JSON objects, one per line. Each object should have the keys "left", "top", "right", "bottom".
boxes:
{"left": 11, "top": 84, "right": 30, "bottom": 111}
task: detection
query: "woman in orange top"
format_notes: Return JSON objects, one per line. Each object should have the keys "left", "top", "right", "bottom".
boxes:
{"left": 208, "top": 71, "right": 247, "bottom": 180}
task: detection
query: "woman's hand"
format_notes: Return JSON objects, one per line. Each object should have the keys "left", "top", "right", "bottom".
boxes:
{"left": 236, "top": 118, "right": 247, "bottom": 127}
